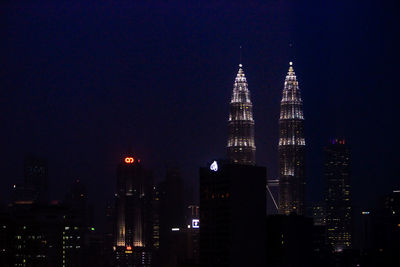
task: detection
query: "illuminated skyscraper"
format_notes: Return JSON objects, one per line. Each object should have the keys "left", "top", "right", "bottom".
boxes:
{"left": 227, "top": 64, "right": 256, "bottom": 165}
{"left": 324, "top": 139, "right": 352, "bottom": 251}
{"left": 114, "top": 156, "right": 155, "bottom": 266}
{"left": 278, "top": 62, "right": 306, "bottom": 215}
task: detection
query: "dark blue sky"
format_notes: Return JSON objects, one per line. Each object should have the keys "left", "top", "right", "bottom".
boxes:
{"left": 1, "top": 1, "right": 399, "bottom": 217}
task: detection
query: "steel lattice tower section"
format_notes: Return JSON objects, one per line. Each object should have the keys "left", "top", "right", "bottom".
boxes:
{"left": 278, "top": 62, "right": 306, "bottom": 215}
{"left": 227, "top": 64, "right": 256, "bottom": 165}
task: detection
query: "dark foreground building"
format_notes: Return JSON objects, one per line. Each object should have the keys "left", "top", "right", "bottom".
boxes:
{"left": 278, "top": 62, "right": 306, "bottom": 215}
{"left": 157, "top": 167, "right": 186, "bottom": 266}
{"left": 324, "top": 139, "right": 352, "bottom": 251}
{"left": 114, "top": 155, "right": 156, "bottom": 266}
{"left": 266, "top": 214, "right": 315, "bottom": 267}
{"left": 199, "top": 161, "right": 266, "bottom": 266}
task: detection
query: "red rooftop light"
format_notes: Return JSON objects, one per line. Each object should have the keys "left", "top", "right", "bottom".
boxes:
{"left": 125, "top": 157, "right": 134, "bottom": 164}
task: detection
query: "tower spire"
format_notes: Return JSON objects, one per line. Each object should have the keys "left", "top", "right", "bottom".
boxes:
{"left": 278, "top": 61, "right": 306, "bottom": 215}
{"left": 227, "top": 64, "right": 256, "bottom": 165}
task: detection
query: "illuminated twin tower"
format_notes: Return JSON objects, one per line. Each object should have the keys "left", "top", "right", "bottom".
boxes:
{"left": 227, "top": 62, "right": 306, "bottom": 215}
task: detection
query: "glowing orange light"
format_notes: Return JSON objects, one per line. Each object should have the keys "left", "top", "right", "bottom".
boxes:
{"left": 125, "top": 157, "right": 134, "bottom": 164}
{"left": 126, "top": 246, "right": 132, "bottom": 250}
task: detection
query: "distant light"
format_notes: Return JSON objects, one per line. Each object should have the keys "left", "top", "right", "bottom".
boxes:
{"left": 13, "top": 185, "right": 16, "bottom": 188}
{"left": 393, "top": 190, "right": 400, "bottom": 193}
{"left": 239, "top": 64, "right": 243, "bottom": 68}
{"left": 192, "top": 219, "right": 200, "bottom": 229}
{"left": 210, "top": 161, "right": 218, "bottom": 172}
{"left": 187, "top": 224, "right": 191, "bottom": 229}
{"left": 125, "top": 157, "right": 134, "bottom": 164}
{"left": 90, "top": 227, "right": 95, "bottom": 231}
{"left": 171, "top": 228, "right": 180, "bottom": 231}
{"left": 361, "top": 211, "right": 370, "bottom": 215}
{"left": 289, "top": 61, "right": 293, "bottom": 66}
{"left": 126, "top": 246, "right": 132, "bottom": 250}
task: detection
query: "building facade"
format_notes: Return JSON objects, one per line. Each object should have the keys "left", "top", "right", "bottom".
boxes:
{"left": 199, "top": 161, "right": 266, "bottom": 266}
{"left": 278, "top": 62, "right": 306, "bottom": 215}
{"left": 114, "top": 156, "right": 155, "bottom": 266}
{"left": 227, "top": 64, "right": 256, "bottom": 165}
{"left": 324, "top": 139, "right": 352, "bottom": 251}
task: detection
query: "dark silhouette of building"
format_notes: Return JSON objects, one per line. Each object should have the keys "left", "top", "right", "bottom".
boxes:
{"left": 158, "top": 167, "right": 185, "bottom": 266}
{"left": 2, "top": 201, "right": 96, "bottom": 267}
{"left": 278, "top": 62, "right": 306, "bottom": 215}
{"left": 370, "top": 190, "right": 400, "bottom": 265}
{"left": 11, "top": 156, "right": 49, "bottom": 205}
{"left": 199, "top": 160, "right": 266, "bottom": 266}
{"left": 324, "top": 139, "right": 352, "bottom": 251}
{"left": 265, "top": 214, "right": 315, "bottom": 267}
{"left": 114, "top": 155, "right": 155, "bottom": 266}
{"left": 359, "top": 211, "right": 373, "bottom": 251}
{"left": 309, "top": 202, "right": 327, "bottom": 226}
{"left": 227, "top": 64, "right": 256, "bottom": 165}
{"left": 64, "top": 179, "right": 92, "bottom": 227}
{"left": 24, "top": 155, "right": 49, "bottom": 203}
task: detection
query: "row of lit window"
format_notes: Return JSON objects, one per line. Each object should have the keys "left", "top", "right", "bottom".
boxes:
{"left": 279, "top": 137, "right": 306, "bottom": 146}
{"left": 227, "top": 138, "right": 255, "bottom": 147}
{"left": 281, "top": 92, "right": 302, "bottom": 103}
{"left": 280, "top": 109, "right": 304, "bottom": 120}
{"left": 228, "top": 110, "right": 253, "bottom": 121}
{"left": 231, "top": 91, "right": 251, "bottom": 103}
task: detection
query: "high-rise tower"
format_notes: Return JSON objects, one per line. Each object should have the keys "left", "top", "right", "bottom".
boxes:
{"left": 227, "top": 64, "right": 256, "bottom": 165}
{"left": 324, "top": 139, "right": 352, "bottom": 251}
{"left": 278, "top": 62, "right": 306, "bottom": 215}
{"left": 114, "top": 155, "right": 155, "bottom": 266}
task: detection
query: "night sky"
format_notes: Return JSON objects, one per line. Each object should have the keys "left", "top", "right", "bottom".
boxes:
{"left": 1, "top": 1, "right": 399, "bottom": 221}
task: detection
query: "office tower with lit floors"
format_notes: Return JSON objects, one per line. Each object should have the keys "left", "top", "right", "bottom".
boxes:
{"left": 278, "top": 62, "right": 306, "bottom": 215}
{"left": 324, "top": 139, "right": 352, "bottom": 251}
{"left": 227, "top": 64, "right": 256, "bottom": 165}
{"left": 114, "top": 156, "right": 155, "bottom": 266}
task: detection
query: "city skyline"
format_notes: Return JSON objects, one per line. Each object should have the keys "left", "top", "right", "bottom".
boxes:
{"left": 1, "top": 1, "right": 400, "bottom": 266}
{"left": 1, "top": 1, "right": 399, "bottom": 222}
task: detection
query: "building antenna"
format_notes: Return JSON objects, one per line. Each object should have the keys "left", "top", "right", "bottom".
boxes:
{"left": 239, "top": 45, "right": 242, "bottom": 66}
{"left": 289, "top": 42, "right": 294, "bottom": 63}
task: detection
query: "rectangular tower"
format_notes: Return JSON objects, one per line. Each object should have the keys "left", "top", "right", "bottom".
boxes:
{"left": 199, "top": 161, "right": 266, "bottom": 266}
{"left": 324, "top": 139, "right": 352, "bottom": 251}
{"left": 114, "top": 156, "right": 155, "bottom": 266}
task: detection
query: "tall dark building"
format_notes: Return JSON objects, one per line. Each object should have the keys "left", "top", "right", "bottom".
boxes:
{"left": 23, "top": 156, "right": 49, "bottom": 203}
{"left": 265, "top": 214, "right": 314, "bottom": 267}
{"left": 373, "top": 190, "right": 400, "bottom": 261}
{"left": 158, "top": 167, "right": 185, "bottom": 266}
{"left": 114, "top": 155, "right": 155, "bottom": 266}
{"left": 227, "top": 64, "right": 256, "bottom": 165}
{"left": 199, "top": 160, "right": 266, "bottom": 266}
{"left": 278, "top": 62, "right": 306, "bottom": 215}
{"left": 324, "top": 139, "right": 352, "bottom": 251}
